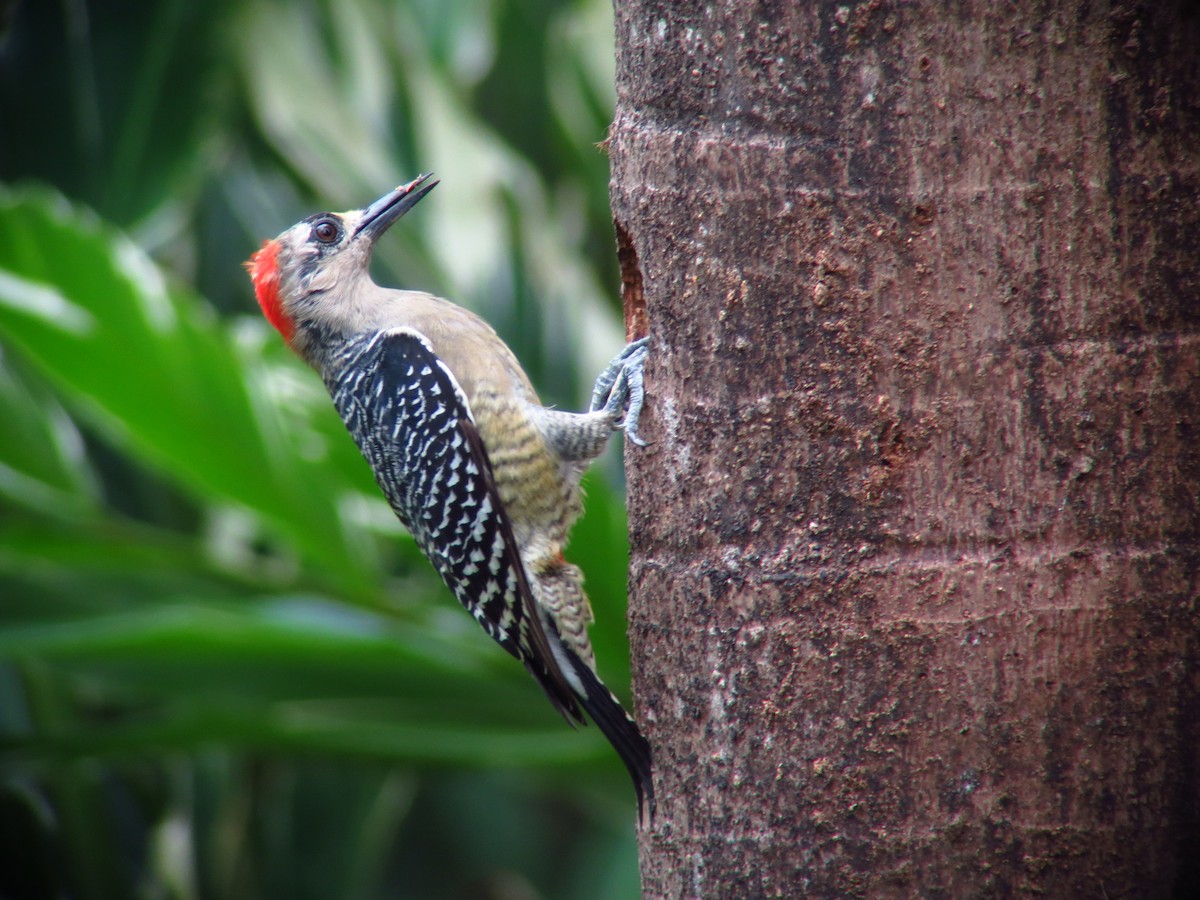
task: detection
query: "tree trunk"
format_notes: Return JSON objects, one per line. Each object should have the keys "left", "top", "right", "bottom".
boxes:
{"left": 610, "top": 2, "right": 1200, "bottom": 896}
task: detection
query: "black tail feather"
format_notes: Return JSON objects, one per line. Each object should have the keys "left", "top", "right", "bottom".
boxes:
{"left": 567, "top": 651, "right": 655, "bottom": 823}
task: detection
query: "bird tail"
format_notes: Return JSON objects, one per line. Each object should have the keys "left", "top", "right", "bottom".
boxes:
{"left": 564, "top": 648, "right": 656, "bottom": 824}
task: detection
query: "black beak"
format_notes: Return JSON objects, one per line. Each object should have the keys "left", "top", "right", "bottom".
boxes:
{"left": 355, "top": 174, "right": 439, "bottom": 240}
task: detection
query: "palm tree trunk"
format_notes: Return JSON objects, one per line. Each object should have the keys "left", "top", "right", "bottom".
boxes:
{"left": 611, "top": 2, "right": 1200, "bottom": 896}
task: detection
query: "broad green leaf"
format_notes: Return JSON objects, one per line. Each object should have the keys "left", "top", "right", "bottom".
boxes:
{"left": 0, "top": 189, "right": 381, "bottom": 594}
{"left": 1, "top": 600, "right": 617, "bottom": 769}
{"left": 0, "top": 356, "right": 98, "bottom": 517}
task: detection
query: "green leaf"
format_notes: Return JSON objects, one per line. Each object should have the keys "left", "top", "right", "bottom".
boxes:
{"left": 0, "top": 355, "right": 98, "bottom": 517}
{"left": 0, "top": 188, "right": 381, "bottom": 593}
{"left": 0, "top": 599, "right": 615, "bottom": 769}
{"left": 0, "top": 0, "right": 235, "bottom": 225}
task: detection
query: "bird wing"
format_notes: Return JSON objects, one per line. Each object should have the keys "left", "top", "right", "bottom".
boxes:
{"left": 326, "top": 327, "right": 583, "bottom": 724}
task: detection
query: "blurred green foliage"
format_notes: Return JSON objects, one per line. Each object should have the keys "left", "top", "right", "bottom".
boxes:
{"left": 0, "top": 1, "right": 642, "bottom": 897}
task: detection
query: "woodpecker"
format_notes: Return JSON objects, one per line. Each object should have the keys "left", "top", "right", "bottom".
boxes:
{"left": 246, "top": 175, "right": 653, "bottom": 819}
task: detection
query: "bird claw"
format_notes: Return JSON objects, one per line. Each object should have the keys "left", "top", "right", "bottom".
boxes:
{"left": 590, "top": 337, "right": 650, "bottom": 446}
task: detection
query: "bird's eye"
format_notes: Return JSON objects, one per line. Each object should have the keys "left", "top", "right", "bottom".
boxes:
{"left": 312, "top": 219, "right": 341, "bottom": 244}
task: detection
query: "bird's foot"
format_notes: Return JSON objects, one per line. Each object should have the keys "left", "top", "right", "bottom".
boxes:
{"left": 589, "top": 337, "right": 650, "bottom": 446}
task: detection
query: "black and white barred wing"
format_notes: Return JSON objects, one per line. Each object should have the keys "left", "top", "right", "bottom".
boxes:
{"left": 326, "top": 328, "right": 582, "bottom": 722}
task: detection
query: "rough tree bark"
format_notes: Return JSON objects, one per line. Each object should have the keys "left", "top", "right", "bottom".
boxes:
{"left": 610, "top": 2, "right": 1200, "bottom": 896}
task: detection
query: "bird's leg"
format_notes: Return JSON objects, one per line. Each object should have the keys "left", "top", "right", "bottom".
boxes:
{"left": 589, "top": 337, "right": 650, "bottom": 446}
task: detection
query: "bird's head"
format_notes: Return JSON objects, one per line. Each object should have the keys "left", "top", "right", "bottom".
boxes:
{"left": 245, "top": 174, "right": 438, "bottom": 345}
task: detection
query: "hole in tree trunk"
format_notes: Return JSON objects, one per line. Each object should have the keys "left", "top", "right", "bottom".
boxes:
{"left": 615, "top": 218, "right": 648, "bottom": 341}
